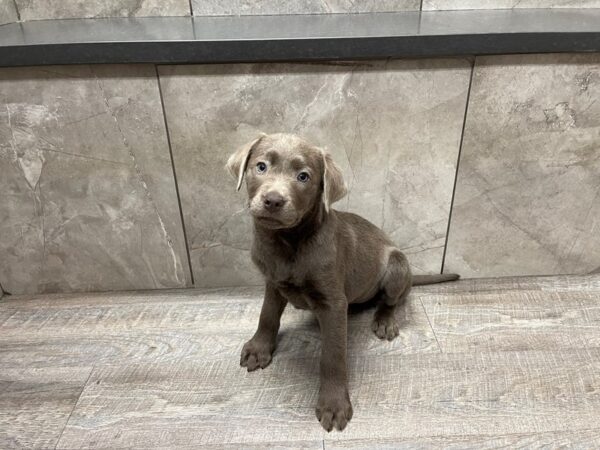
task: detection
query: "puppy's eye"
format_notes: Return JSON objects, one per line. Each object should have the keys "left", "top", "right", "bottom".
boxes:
{"left": 256, "top": 162, "right": 267, "bottom": 173}
{"left": 297, "top": 172, "right": 310, "bottom": 183}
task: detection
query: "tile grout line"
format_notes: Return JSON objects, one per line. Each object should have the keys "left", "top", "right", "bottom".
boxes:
{"left": 440, "top": 58, "right": 475, "bottom": 274}
{"left": 54, "top": 366, "right": 95, "bottom": 450}
{"left": 12, "top": 0, "right": 21, "bottom": 22}
{"left": 419, "top": 295, "right": 443, "bottom": 354}
{"left": 155, "top": 65, "right": 195, "bottom": 286}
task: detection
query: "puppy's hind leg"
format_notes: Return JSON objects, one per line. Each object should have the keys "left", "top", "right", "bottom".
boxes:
{"left": 371, "top": 249, "right": 411, "bottom": 341}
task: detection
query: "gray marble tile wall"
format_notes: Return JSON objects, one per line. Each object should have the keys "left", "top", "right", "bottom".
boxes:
{"left": 2, "top": 54, "right": 598, "bottom": 295}
{"left": 195, "top": 0, "right": 600, "bottom": 15}
{"left": 158, "top": 60, "right": 471, "bottom": 287}
{"left": 422, "top": 0, "right": 600, "bottom": 10}
{"left": 191, "top": 0, "right": 419, "bottom": 16}
{"left": 0, "top": 65, "right": 192, "bottom": 295}
{"left": 445, "top": 54, "right": 600, "bottom": 278}
{"left": 4, "top": 0, "right": 598, "bottom": 24}
{"left": 12, "top": 0, "right": 190, "bottom": 21}
{"left": 3, "top": 0, "right": 599, "bottom": 24}
{"left": 0, "top": 0, "right": 18, "bottom": 25}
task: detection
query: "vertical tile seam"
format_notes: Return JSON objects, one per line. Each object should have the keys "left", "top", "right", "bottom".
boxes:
{"left": 154, "top": 65, "right": 195, "bottom": 286}
{"left": 440, "top": 57, "right": 476, "bottom": 274}
{"left": 11, "top": 0, "right": 21, "bottom": 22}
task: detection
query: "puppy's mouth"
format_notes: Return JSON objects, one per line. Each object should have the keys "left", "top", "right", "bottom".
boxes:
{"left": 254, "top": 215, "right": 283, "bottom": 225}
{"left": 251, "top": 211, "right": 298, "bottom": 229}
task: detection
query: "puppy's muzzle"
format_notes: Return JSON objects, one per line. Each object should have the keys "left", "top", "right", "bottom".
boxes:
{"left": 262, "top": 191, "right": 287, "bottom": 213}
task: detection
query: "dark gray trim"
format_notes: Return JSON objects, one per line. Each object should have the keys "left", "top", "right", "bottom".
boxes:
{"left": 1, "top": 9, "right": 600, "bottom": 67}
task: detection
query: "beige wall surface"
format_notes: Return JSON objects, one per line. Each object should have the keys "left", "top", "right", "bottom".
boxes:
{"left": 0, "top": 0, "right": 18, "bottom": 25}
{"left": 191, "top": 0, "right": 419, "bottom": 15}
{"left": 0, "top": 65, "right": 192, "bottom": 294}
{"left": 423, "top": 0, "right": 600, "bottom": 10}
{"left": 445, "top": 54, "right": 600, "bottom": 278}
{"left": 158, "top": 60, "right": 471, "bottom": 287}
{"left": 4, "top": 0, "right": 598, "bottom": 23}
{"left": 10, "top": 0, "right": 189, "bottom": 21}
{"left": 3, "top": 0, "right": 598, "bottom": 23}
{"left": 1, "top": 54, "right": 599, "bottom": 294}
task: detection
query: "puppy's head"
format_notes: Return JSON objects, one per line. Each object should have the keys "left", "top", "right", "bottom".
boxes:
{"left": 226, "top": 133, "right": 347, "bottom": 230}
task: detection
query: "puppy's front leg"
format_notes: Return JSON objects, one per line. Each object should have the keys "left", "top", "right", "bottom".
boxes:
{"left": 314, "top": 298, "right": 353, "bottom": 432}
{"left": 241, "top": 283, "right": 287, "bottom": 372}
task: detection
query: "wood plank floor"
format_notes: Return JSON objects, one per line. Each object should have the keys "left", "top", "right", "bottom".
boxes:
{"left": 1, "top": 274, "right": 600, "bottom": 449}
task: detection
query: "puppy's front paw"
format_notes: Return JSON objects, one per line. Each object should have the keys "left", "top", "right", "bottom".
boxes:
{"left": 240, "top": 338, "right": 274, "bottom": 372}
{"left": 371, "top": 314, "right": 399, "bottom": 341}
{"left": 316, "top": 389, "right": 353, "bottom": 432}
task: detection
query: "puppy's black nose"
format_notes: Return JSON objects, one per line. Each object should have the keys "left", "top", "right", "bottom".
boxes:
{"left": 263, "top": 192, "right": 286, "bottom": 211}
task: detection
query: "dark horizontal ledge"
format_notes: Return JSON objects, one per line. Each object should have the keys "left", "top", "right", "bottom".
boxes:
{"left": 1, "top": 9, "right": 600, "bottom": 66}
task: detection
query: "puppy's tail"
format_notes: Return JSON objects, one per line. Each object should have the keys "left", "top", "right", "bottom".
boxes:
{"left": 412, "top": 273, "right": 460, "bottom": 286}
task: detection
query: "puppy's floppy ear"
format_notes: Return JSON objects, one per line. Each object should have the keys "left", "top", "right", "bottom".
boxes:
{"left": 226, "top": 134, "right": 266, "bottom": 191}
{"left": 321, "top": 150, "right": 347, "bottom": 212}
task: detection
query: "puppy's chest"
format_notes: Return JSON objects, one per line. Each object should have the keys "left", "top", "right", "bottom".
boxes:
{"left": 253, "top": 247, "right": 323, "bottom": 310}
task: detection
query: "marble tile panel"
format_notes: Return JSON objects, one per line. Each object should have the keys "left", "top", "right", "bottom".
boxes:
{"left": 445, "top": 54, "right": 600, "bottom": 278}
{"left": 0, "top": 0, "right": 18, "bottom": 25}
{"left": 422, "top": 0, "right": 600, "bottom": 10}
{"left": 159, "top": 60, "right": 472, "bottom": 287}
{"left": 192, "top": 0, "right": 419, "bottom": 16}
{"left": 14, "top": 0, "right": 190, "bottom": 21}
{"left": 0, "top": 65, "right": 192, "bottom": 294}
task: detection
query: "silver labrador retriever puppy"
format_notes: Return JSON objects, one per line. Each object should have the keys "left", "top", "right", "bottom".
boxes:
{"left": 227, "top": 133, "right": 458, "bottom": 431}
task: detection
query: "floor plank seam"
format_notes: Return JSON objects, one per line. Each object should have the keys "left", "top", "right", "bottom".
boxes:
{"left": 53, "top": 366, "right": 95, "bottom": 450}
{"left": 418, "top": 295, "right": 443, "bottom": 353}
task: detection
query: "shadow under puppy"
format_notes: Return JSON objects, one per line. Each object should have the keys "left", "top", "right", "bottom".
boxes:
{"left": 226, "top": 133, "right": 458, "bottom": 432}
